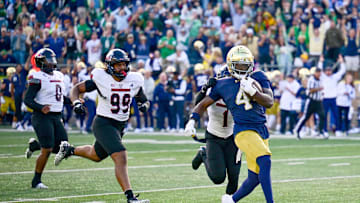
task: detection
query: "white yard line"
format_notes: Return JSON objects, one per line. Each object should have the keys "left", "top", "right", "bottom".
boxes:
{"left": 1, "top": 155, "right": 360, "bottom": 176}
{"left": 2, "top": 175, "right": 360, "bottom": 203}
{"left": 154, "top": 158, "right": 176, "bottom": 161}
{"left": 287, "top": 162, "right": 305, "bottom": 165}
{"left": 329, "top": 163, "right": 351, "bottom": 167}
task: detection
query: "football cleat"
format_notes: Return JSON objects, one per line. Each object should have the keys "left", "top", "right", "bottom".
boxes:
{"left": 295, "top": 131, "right": 301, "bottom": 140}
{"left": 127, "top": 195, "right": 150, "bottom": 203}
{"left": 321, "top": 132, "right": 329, "bottom": 140}
{"left": 25, "top": 138, "right": 40, "bottom": 159}
{"left": 221, "top": 194, "right": 235, "bottom": 203}
{"left": 33, "top": 182, "right": 48, "bottom": 189}
{"left": 192, "top": 146, "right": 206, "bottom": 170}
{"left": 54, "top": 141, "right": 73, "bottom": 166}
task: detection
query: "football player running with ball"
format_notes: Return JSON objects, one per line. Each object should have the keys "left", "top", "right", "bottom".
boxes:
{"left": 185, "top": 46, "right": 274, "bottom": 203}
{"left": 54, "top": 49, "right": 150, "bottom": 203}
{"left": 186, "top": 66, "right": 241, "bottom": 195}
{"left": 24, "top": 48, "right": 70, "bottom": 189}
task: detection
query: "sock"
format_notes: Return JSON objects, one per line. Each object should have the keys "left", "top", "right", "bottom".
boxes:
{"left": 31, "top": 172, "right": 42, "bottom": 187}
{"left": 232, "top": 170, "right": 259, "bottom": 202}
{"left": 68, "top": 146, "right": 75, "bottom": 157}
{"left": 124, "top": 189, "right": 134, "bottom": 200}
{"left": 257, "top": 155, "right": 273, "bottom": 203}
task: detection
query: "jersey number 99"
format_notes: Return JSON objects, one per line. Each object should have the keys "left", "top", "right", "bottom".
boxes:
{"left": 110, "top": 93, "right": 131, "bottom": 114}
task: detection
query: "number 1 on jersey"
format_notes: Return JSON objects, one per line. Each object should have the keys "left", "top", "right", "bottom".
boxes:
{"left": 222, "top": 109, "right": 228, "bottom": 127}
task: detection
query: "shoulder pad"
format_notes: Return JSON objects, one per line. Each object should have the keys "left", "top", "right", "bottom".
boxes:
{"left": 250, "top": 70, "right": 268, "bottom": 80}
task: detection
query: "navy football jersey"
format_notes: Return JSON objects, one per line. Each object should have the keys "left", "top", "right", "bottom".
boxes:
{"left": 1, "top": 79, "right": 11, "bottom": 97}
{"left": 209, "top": 71, "right": 271, "bottom": 139}
{"left": 194, "top": 73, "right": 209, "bottom": 92}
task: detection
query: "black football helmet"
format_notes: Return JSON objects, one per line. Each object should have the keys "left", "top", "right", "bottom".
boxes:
{"left": 35, "top": 48, "right": 57, "bottom": 74}
{"left": 105, "top": 49, "right": 130, "bottom": 80}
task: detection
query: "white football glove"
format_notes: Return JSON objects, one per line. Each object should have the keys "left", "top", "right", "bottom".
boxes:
{"left": 240, "top": 77, "right": 257, "bottom": 97}
{"left": 184, "top": 119, "right": 196, "bottom": 137}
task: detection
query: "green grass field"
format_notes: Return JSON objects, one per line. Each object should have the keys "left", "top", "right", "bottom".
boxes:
{"left": 1, "top": 131, "right": 360, "bottom": 203}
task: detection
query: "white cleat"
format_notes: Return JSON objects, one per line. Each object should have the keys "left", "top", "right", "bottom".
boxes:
{"left": 222, "top": 194, "right": 235, "bottom": 203}
{"left": 54, "top": 141, "right": 70, "bottom": 166}
{"left": 335, "top": 131, "right": 344, "bottom": 137}
{"left": 128, "top": 200, "right": 150, "bottom": 203}
{"left": 25, "top": 138, "right": 37, "bottom": 159}
{"left": 34, "top": 183, "right": 48, "bottom": 189}
{"left": 321, "top": 132, "right": 329, "bottom": 139}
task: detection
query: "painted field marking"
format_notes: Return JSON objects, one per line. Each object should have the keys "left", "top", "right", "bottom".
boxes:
{"left": 1, "top": 155, "right": 360, "bottom": 176}
{"left": 329, "top": 163, "right": 351, "bottom": 167}
{"left": 2, "top": 175, "right": 360, "bottom": 203}
{"left": 287, "top": 162, "right": 305, "bottom": 165}
{"left": 154, "top": 158, "right": 176, "bottom": 161}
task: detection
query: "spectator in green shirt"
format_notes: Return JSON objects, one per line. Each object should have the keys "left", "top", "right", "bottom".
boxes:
{"left": 158, "top": 30, "right": 176, "bottom": 59}
{"left": 77, "top": 18, "right": 91, "bottom": 39}
{"left": 100, "top": 24, "right": 115, "bottom": 59}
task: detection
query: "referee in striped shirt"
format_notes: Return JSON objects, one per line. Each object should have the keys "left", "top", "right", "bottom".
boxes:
{"left": 294, "top": 67, "right": 327, "bottom": 139}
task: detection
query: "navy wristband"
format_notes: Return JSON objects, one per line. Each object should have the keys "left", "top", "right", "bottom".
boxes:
{"left": 190, "top": 112, "right": 200, "bottom": 122}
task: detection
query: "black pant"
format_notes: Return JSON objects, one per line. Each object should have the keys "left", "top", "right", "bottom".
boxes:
{"left": 337, "top": 106, "right": 350, "bottom": 132}
{"left": 93, "top": 115, "right": 127, "bottom": 160}
{"left": 280, "top": 110, "right": 297, "bottom": 134}
{"left": 202, "top": 131, "right": 241, "bottom": 194}
{"left": 32, "top": 112, "right": 68, "bottom": 153}
{"left": 294, "top": 99, "right": 325, "bottom": 134}
{"left": 14, "top": 94, "right": 23, "bottom": 121}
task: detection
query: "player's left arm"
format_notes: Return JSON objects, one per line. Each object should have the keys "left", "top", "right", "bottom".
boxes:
{"left": 252, "top": 87, "right": 274, "bottom": 108}
{"left": 242, "top": 73, "right": 274, "bottom": 108}
{"left": 134, "top": 87, "right": 150, "bottom": 113}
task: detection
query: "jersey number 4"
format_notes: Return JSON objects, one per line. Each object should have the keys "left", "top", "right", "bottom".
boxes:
{"left": 110, "top": 93, "right": 131, "bottom": 114}
{"left": 235, "top": 88, "right": 252, "bottom": 110}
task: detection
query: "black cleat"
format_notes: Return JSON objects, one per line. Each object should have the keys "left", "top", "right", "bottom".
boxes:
{"left": 25, "top": 138, "right": 40, "bottom": 159}
{"left": 54, "top": 141, "right": 73, "bottom": 166}
{"left": 192, "top": 146, "right": 206, "bottom": 170}
{"left": 295, "top": 131, "right": 301, "bottom": 140}
{"left": 127, "top": 194, "right": 150, "bottom": 203}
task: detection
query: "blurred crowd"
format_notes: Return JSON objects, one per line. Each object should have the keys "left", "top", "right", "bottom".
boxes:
{"left": 0, "top": 0, "right": 360, "bottom": 136}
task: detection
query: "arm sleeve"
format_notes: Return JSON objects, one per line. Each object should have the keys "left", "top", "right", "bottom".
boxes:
{"left": 85, "top": 80, "right": 98, "bottom": 92}
{"left": 194, "top": 90, "right": 207, "bottom": 105}
{"left": 24, "top": 79, "right": 44, "bottom": 112}
{"left": 135, "top": 87, "right": 148, "bottom": 104}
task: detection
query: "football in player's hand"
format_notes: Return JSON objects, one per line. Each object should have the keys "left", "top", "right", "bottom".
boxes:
{"left": 252, "top": 80, "right": 263, "bottom": 93}
{"left": 245, "top": 80, "right": 263, "bottom": 99}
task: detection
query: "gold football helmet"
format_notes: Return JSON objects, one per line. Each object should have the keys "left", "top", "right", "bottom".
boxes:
{"left": 6, "top": 67, "right": 16, "bottom": 77}
{"left": 226, "top": 45, "right": 254, "bottom": 80}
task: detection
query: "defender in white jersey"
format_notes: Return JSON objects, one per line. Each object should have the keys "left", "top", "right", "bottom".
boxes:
{"left": 54, "top": 49, "right": 149, "bottom": 203}
{"left": 23, "top": 48, "right": 69, "bottom": 189}
{"left": 185, "top": 67, "right": 241, "bottom": 195}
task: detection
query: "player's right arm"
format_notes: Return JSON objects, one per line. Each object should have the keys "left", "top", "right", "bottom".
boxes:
{"left": 70, "top": 80, "right": 97, "bottom": 114}
{"left": 185, "top": 96, "right": 216, "bottom": 136}
{"left": 194, "top": 77, "right": 217, "bottom": 105}
{"left": 24, "top": 78, "right": 50, "bottom": 114}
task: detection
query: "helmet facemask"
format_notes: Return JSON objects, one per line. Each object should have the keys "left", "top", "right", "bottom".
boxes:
{"left": 229, "top": 61, "right": 254, "bottom": 80}
{"left": 35, "top": 49, "right": 57, "bottom": 74}
{"left": 106, "top": 60, "right": 129, "bottom": 80}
